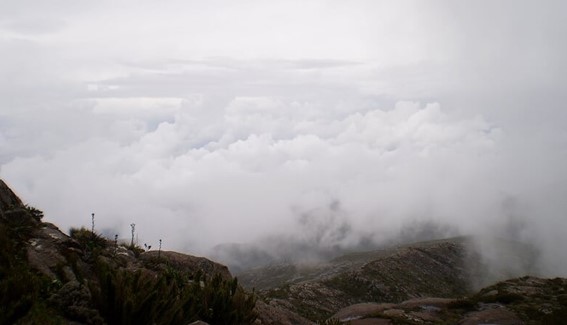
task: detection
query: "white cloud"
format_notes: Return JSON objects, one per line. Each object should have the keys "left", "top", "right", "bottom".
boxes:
{"left": 1, "top": 1, "right": 567, "bottom": 275}
{"left": 1, "top": 100, "right": 503, "bottom": 252}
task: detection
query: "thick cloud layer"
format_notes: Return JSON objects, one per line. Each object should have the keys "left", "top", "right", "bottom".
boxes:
{"left": 1, "top": 1, "right": 566, "bottom": 276}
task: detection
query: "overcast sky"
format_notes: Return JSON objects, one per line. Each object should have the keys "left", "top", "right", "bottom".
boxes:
{"left": 1, "top": 1, "right": 566, "bottom": 273}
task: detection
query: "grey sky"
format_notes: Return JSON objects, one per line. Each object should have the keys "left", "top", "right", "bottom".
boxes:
{"left": 1, "top": 1, "right": 566, "bottom": 274}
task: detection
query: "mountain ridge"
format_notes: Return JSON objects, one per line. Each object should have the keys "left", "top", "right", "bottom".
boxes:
{"left": 2, "top": 178, "right": 566, "bottom": 324}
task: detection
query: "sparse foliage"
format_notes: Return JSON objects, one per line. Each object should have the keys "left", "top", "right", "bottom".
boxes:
{"left": 25, "top": 204, "right": 44, "bottom": 221}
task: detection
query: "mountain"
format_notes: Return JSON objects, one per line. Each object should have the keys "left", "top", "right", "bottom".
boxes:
{"left": 241, "top": 239, "right": 567, "bottom": 324}
{"left": 239, "top": 236, "right": 541, "bottom": 321}
{"left": 0, "top": 179, "right": 259, "bottom": 325}
{"left": 2, "top": 178, "right": 566, "bottom": 325}
{"left": 240, "top": 238, "right": 470, "bottom": 321}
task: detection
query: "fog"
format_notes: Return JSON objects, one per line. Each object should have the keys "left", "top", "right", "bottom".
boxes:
{"left": 1, "top": 1, "right": 566, "bottom": 278}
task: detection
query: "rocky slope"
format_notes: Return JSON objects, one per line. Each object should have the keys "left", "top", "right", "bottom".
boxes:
{"left": 241, "top": 238, "right": 473, "bottom": 321}
{"left": 240, "top": 235, "right": 540, "bottom": 322}
{"left": 242, "top": 240, "right": 566, "bottom": 324}
{"left": 0, "top": 179, "right": 262, "bottom": 325}
{"left": 329, "top": 276, "right": 567, "bottom": 324}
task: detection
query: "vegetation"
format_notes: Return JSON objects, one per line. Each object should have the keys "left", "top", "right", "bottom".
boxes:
{"left": 25, "top": 204, "right": 44, "bottom": 221}
{"left": 1, "top": 195, "right": 257, "bottom": 324}
{"left": 0, "top": 206, "right": 63, "bottom": 325}
{"left": 70, "top": 227, "right": 108, "bottom": 250}
{"left": 65, "top": 222, "right": 257, "bottom": 324}
{"left": 91, "top": 260, "right": 257, "bottom": 325}
{"left": 69, "top": 226, "right": 109, "bottom": 263}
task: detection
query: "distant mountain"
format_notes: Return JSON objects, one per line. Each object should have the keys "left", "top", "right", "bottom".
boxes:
{"left": 239, "top": 237, "right": 471, "bottom": 320}
{"left": 238, "top": 235, "right": 542, "bottom": 322}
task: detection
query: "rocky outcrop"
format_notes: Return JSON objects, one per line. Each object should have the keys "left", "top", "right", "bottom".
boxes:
{"left": 141, "top": 250, "right": 232, "bottom": 280}
{"left": 0, "top": 179, "right": 257, "bottom": 324}
{"left": 253, "top": 300, "right": 315, "bottom": 325}
{"left": 0, "top": 179, "right": 22, "bottom": 211}
{"left": 325, "top": 276, "right": 567, "bottom": 324}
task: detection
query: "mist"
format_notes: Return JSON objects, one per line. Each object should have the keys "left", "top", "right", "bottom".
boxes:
{"left": 1, "top": 1, "right": 566, "bottom": 280}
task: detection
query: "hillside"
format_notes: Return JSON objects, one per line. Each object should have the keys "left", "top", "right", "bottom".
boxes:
{"left": 240, "top": 236, "right": 541, "bottom": 321}
{"left": 0, "top": 179, "right": 259, "bottom": 325}
{"left": 328, "top": 276, "right": 567, "bottom": 324}
{"left": 241, "top": 238, "right": 471, "bottom": 321}
{"left": 243, "top": 240, "right": 567, "bottom": 324}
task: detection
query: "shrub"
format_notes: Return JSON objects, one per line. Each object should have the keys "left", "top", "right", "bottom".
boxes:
{"left": 24, "top": 204, "right": 44, "bottom": 221}
{"left": 69, "top": 227, "right": 108, "bottom": 262}
{"left": 90, "top": 260, "right": 257, "bottom": 325}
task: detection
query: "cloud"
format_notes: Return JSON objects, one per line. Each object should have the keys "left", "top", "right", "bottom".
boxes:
{"left": 1, "top": 18, "right": 67, "bottom": 35}
{"left": 1, "top": 1, "right": 567, "bottom": 277}
{"left": 1, "top": 99, "right": 501, "bottom": 251}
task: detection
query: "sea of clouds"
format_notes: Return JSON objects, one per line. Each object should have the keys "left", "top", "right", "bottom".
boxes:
{"left": 1, "top": 0, "right": 567, "bottom": 277}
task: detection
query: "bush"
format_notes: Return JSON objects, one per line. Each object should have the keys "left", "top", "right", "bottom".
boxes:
{"left": 69, "top": 227, "right": 109, "bottom": 262}
{"left": 1, "top": 205, "right": 40, "bottom": 239}
{"left": 24, "top": 204, "right": 44, "bottom": 221}
{"left": 90, "top": 260, "right": 257, "bottom": 325}
{"left": 69, "top": 227, "right": 108, "bottom": 250}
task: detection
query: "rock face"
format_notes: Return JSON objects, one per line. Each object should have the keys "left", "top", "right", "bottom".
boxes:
{"left": 0, "top": 179, "right": 257, "bottom": 325}
{"left": 0, "top": 179, "right": 23, "bottom": 210}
